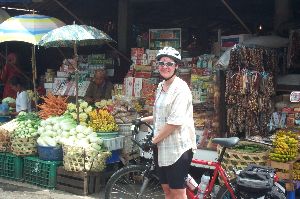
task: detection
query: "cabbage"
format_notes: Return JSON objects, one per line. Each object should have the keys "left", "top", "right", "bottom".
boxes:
{"left": 76, "top": 125, "right": 85, "bottom": 133}
{"left": 76, "top": 133, "right": 86, "bottom": 139}
{"left": 37, "top": 127, "right": 45, "bottom": 134}
{"left": 90, "top": 143, "right": 102, "bottom": 151}
{"left": 45, "top": 125, "right": 53, "bottom": 131}
{"left": 61, "top": 131, "right": 70, "bottom": 138}
{"left": 88, "top": 134, "right": 100, "bottom": 144}
{"left": 37, "top": 137, "right": 47, "bottom": 146}
{"left": 44, "top": 136, "right": 57, "bottom": 147}
{"left": 76, "top": 139, "right": 90, "bottom": 148}
{"left": 83, "top": 127, "right": 93, "bottom": 135}
{"left": 53, "top": 123, "right": 61, "bottom": 131}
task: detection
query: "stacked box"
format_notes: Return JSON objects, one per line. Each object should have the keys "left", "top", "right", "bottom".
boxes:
{"left": 23, "top": 156, "right": 62, "bottom": 188}
{"left": 0, "top": 152, "right": 23, "bottom": 180}
{"left": 56, "top": 166, "right": 102, "bottom": 195}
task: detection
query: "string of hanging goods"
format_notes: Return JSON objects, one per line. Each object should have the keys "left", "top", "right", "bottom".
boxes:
{"left": 225, "top": 45, "right": 278, "bottom": 137}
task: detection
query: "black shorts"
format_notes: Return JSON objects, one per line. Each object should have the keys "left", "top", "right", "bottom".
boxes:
{"left": 154, "top": 148, "right": 193, "bottom": 189}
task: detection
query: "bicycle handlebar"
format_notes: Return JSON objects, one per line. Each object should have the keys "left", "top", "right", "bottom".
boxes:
{"left": 130, "top": 120, "right": 155, "bottom": 151}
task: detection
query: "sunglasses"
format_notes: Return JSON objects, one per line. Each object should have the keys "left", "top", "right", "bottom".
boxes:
{"left": 157, "top": 61, "right": 176, "bottom": 67}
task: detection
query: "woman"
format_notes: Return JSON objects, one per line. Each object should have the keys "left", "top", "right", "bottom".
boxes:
{"left": 9, "top": 76, "right": 31, "bottom": 115}
{"left": 1, "top": 53, "right": 23, "bottom": 99}
{"left": 141, "top": 47, "right": 196, "bottom": 199}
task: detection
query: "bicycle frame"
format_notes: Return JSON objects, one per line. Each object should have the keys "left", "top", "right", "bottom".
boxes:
{"left": 186, "top": 158, "right": 237, "bottom": 199}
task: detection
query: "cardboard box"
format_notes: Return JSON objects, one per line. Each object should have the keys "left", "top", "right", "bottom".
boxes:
{"left": 133, "top": 78, "right": 143, "bottom": 97}
{"left": 221, "top": 34, "right": 252, "bottom": 48}
{"left": 57, "top": 71, "right": 69, "bottom": 78}
{"left": 124, "top": 77, "right": 134, "bottom": 97}
{"left": 44, "top": 83, "right": 54, "bottom": 89}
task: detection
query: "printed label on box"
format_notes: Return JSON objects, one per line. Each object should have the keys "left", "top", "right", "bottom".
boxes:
{"left": 134, "top": 78, "right": 143, "bottom": 97}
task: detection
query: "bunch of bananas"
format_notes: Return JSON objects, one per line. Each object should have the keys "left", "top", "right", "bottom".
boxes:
{"left": 293, "top": 162, "right": 300, "bottom": 180}
{"left": 269, "top": 130, "right": 299, "bottom": 162}
{"left": 88, "top": 109, "right": 118, "bottom": 132}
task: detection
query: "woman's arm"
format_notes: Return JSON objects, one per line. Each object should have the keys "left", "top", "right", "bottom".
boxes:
{"left": 152, "top": 123, "right": 180, "bottom": 144}
{"left": 141, "top": 115, "right": 153, "bottom": 123}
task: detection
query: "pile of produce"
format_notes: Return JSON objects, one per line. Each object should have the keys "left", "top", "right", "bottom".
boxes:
{"left": 293, "top": 162, "right": 300, "bottom": 180}
{"left": 11, "top": 112, "right": 40, "bottom": 139}
{"left": 89, "top": 109, "right": 118, "bottom": 132}
{"left": 95, "top": 99, "right": 113, "bottom": 110}
{"left": 2, "top": 97, "right": 15, "bottom": 104}
{"left": 38, "top": 93, "right": 68, "bottom": 119}
{"left": 111, "top": 99, "right": 138, "bottom": 124}
{"left": 269, "top": 129, "right": 299, "bottom": 162}
{"left": 37, "top": 115, "right": 77, "bottom": 147}
{"left": 64, "top": 100, "right": 93, "bottom": 125}
{"left": 0, "top": 119, "right": 18, "bottom": 133}
{"left": 232, "top": 143, "right": 269, "bottom": 153}
{"left": 61, "top": 124, "right": 104, "bottom": 151}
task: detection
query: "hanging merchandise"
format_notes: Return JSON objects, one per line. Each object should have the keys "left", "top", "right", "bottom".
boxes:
{"left": 287, "top": 29, "right": 300, "bottom": 69}
{"left": 225, "top": 45, "right": 278, "bottom": 137}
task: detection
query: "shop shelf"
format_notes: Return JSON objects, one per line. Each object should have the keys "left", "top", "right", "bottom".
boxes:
{"left": 23, "top": 156, "right": 62, "bottom": 188}
{"left": 0, "top": 152, "right": 23, "bottom": 180}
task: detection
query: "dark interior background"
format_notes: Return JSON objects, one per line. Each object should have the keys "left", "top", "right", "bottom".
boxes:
{"left": 0, "top": 0, "right": 299, "bottom": 83}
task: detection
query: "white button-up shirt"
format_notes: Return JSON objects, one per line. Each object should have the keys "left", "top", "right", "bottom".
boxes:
{"left": 154, "top": 76, "right": 196, "bottom": 167}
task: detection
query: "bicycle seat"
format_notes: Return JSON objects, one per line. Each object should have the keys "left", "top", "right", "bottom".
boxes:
{"left": 212, "top": 137, "right": 239, "bottom": 148}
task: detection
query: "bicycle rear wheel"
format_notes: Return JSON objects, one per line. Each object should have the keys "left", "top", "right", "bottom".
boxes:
{"left": 104, "top": 164, "right": 165, "bottom": 199}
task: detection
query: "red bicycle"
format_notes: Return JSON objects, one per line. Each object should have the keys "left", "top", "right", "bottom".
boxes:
{"left": 104, "top": 121, "right": 286, "bottom": 199}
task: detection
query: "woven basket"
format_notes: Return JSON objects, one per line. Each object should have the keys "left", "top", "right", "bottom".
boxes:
{"left": 62, "top": 145, "right": 111, "bottom": 172}
{"left": 10, "top": 136, "right": 37, "bottom": 156}
{"left": 0, "top": 128, "right": 11, "bottom": 152}
{"left": 217, "top": 141, "right": 270, "bottom": 180}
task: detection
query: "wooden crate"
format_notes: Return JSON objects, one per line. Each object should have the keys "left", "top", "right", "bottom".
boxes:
{"left": 268, "top": 160, "right": 296, "bottom": 191}
{"left": 56, "top": 166, "right": 102, "bottom": 195}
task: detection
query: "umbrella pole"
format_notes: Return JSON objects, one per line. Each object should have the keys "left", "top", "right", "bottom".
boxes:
{"left": 74, "top": 43, "right": 79, "bottom": 124}
{"left": 31, "top": 46, "right": 38, "bottom": 110}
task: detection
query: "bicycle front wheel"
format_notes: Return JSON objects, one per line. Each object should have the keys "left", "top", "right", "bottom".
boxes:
{"left": 104, "top": 164, "right": 165, "bottom": 199}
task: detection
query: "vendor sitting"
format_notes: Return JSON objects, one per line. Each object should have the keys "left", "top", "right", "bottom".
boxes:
{"left": 9, "top": 76, "right": 31, "bottom": 116}
{"left": 84, "top": 69, "right": 113, "bottom": 103}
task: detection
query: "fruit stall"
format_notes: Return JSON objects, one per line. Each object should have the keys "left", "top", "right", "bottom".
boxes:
{"left": 0, "top": 93, "right": 141, "bottom": 195}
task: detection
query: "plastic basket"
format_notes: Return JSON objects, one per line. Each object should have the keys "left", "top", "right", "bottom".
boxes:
{"left": 37, "top": 145, "right": 63, "bottom": 161}
{"left": 106, "top": 150, "right": 120, "bottom": 164}
{"left": 0, "top": 116, "right": 11, "bottom": 123}
{"left": 0, "top": 152, "right": 23, "bottom": 180}
{"left": 96, "top": 132, "right": 119, "bottom": 139}
{"left": 102, "top": 136, "right": 125, "bottom": 151}
{"left": 23, "top": 156, "right": 62, "bottom": 188}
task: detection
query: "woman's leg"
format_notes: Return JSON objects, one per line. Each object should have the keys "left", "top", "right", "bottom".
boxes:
{"left": 170, "top": 188, "right": 187, "bottom": 199}
{"left": 161, "top": 184, "right": 172, "bottom": 199}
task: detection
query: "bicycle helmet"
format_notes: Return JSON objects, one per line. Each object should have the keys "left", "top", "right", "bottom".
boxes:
{"left": 156, "top": 46, "right": 181, "bottom": 63}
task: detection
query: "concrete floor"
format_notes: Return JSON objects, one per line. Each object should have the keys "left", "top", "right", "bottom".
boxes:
{"left": 0, "top": 178, "right": 105, "bottom": 199}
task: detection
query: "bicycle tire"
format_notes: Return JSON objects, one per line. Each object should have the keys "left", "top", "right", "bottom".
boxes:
{"left": 216, "top": 180, "right": 238, "bottom": 199}
{"left": 104, "top": 164, "right": 165, "bottom": 199}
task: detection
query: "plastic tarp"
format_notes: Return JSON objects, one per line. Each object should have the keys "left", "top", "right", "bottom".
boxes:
{"left": 241, "top": 35, "right": 289, "bottom": 48}
{"left": 0, "top": 8, "right": 9, "bottom": 24}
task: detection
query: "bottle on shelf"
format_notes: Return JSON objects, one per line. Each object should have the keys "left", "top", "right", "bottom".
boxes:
{"left": 185, "top": 174, "right": 198, "bottom": 192}
{"left": 196, "top": 173, "right": 210, "bottom": 199}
